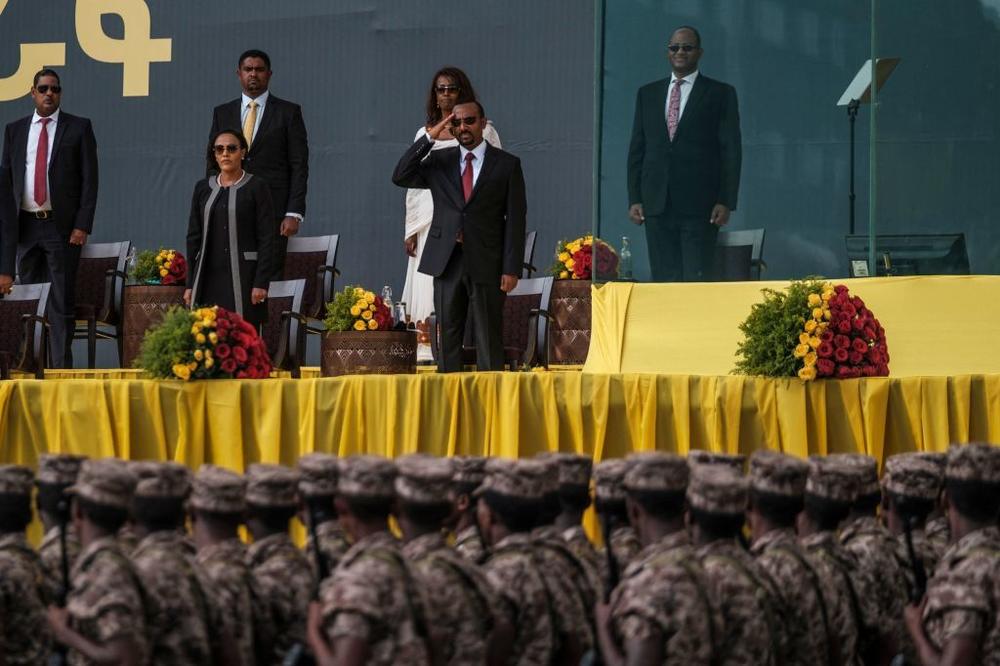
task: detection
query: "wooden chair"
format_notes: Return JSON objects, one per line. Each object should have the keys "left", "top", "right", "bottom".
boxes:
{"left": 261, "top": 278, "right": 308, "bottom": 377}
{"left": 522, "top": 230, "right": 538, "bottom": 278}
{"left": 281, "top": 235, "right": 339, "bottom": 336}
{"left": 73, "top": 241, "right": 131, "bottom": 367}
{"left": 0, "top": 282, "right": 52, "bottom": 379}
{"left": 715, "top": 228, "right": 766, "bottom": 281}
{"left": 428, "top": 276, "right": 554, "bottom": 370}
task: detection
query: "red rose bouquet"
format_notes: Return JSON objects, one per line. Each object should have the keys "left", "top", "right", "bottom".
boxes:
{"left": 130, "top": 248, "right": 187, "bottom": 285}
{"left": 550, "top": 235, "right": 619, "bottom": 280}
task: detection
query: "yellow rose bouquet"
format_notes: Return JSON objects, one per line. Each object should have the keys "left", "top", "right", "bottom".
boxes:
{"left": 324, "top": 285, "right": 392, "bottom": 332}
{"left": 549, "top": 234, "right": 619, "bottom": 280}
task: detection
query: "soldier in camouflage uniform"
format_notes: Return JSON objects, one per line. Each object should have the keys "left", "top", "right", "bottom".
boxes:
{"left": 550, "top": 453, "right": 604, "bottom": 595}
{"left": 919, "top": 452, "right": 950, "bottom": 556}
{"left": 475, "top": 458, "right": 557, "bottom": 664}
{"left": 396, "top": 454, "right": 510, "bottom": 665}
{"left": 597, "top": 453, "right": 721, "bottom": 666}
{"left": 188, "top": 464, "right": 266, "bottom": 666}
{"left": 798, "top": 455, "right": 884, "bottom": 665}
{"left": 747, "top": 450, "right": 842, "bottom": 665}
{"left": 245, "top": 462, "right": 316, "bottom": 663}
{"left": 448, "top": 455, "right": 488, "bottom": 563}
{"left": 130, "top": 461, "right": 238, "bottom": 665}
{"left": 47, "top": 458, "right": 150, "bottom": 665}
{"left": 34, "top": 453, "right": 86, "bottom": 603}
{"left": 834, "top": 453, "right": 906, "bottom": 659}
{"left": 689, "top": 463, "right": 778, "bottom": 665}
{"left": 906, "top": 443, "right": 1000, "bottom": 665}
{"left": 309, "top": 455, "right": 431, "bottom": 665}
{"left": 594, "top": 458, "right": 641, "bottom": 592}
{"left": 0, "top": 465, "right": 52, "bottom": 664}
{"left": 298, "top": 453, "right": 351, "bottom": 576}
{"left": 687, "top": 449, "right": 746, "bottom": 473}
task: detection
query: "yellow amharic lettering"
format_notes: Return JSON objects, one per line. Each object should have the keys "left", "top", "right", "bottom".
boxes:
{"left": 0, "top": 0, "right": 67, "bottom": 102}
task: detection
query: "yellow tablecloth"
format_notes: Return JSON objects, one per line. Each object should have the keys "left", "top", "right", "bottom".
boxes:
{"left": 2, "top": 372, "right": 997, "bottom": 469}
{"left": 584, "top": 276, "right": 1000, "bottom": 376}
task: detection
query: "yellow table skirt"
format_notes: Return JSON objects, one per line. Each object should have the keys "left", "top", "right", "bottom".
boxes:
{"left": 2, "top": 372, "right": 997, "bottom": 469}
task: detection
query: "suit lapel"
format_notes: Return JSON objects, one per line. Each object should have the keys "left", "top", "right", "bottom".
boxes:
{"left": 465, "top": 144, "right": 498, "bottom": 206}
{"left": 673, "top": 75, "right": 708, "bottom": 141}
{"left": 48, "top": 114, "right": 68, "bottom": 165}
{"left": 250, "top": 95, "right": 277, "bottom": 154}
{"left": 11, "top": 118, "right": 29, "bottom": 200}
{"left": 437, "top": 146, "right": 465, "bottom": 209}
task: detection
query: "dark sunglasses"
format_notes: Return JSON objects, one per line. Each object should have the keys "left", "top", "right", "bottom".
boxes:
{"left": 35, "top": 84, "right": 62, "bottom": 94}
{"left": 449, "top": 116, "right": 479, "bottom": 127}
{"left": 213, "top": 144, "right": 241, "bottom": 155}
{"left": 668, "top": 44, "right": 697, "bottom": 53}
{"left": 436, "top": 85, "right": 460, "bottom": 94}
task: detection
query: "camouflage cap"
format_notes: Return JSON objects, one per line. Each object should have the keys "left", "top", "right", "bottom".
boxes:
{"left": 548, "top": 453, "right": 593, "bottom": 488}
{"left": 395, "top": 454, "right": 454, "bottom": 504}
{"left": 67, "top": 458, "right": 137, "bottom": 510}
{"left": 297, "top": 453, "right": 339, "bottom": 497}
{"left": 946, "top": 443, "right": 1000, "bottom": 484}
{"left": 883, "top": 453, "right": 941, "bottom": 501}
{"left": 531, "top": 456, "right": 560, "bottom": 496}
{"left": 36, "top": 453, "right": 87, "bottom": 486}
{"left": 189, "top": 464, "right": 246, "bottom": 514}
{"left": 476, "top": 458, "right": 543, "bottom": 501}
{"left": 688, "top": 449, "right": 747, "bottom": 473}
{"left": 624, "top": 452, "right": 689, "bottom": 493}
{"left": 452, "top": 456, "right": 488, "bottom": 488}
{"left": 594, "top": 458, "right": 630, "bottom": 502}
{"left": 687, "top": 464, "right": 748, "bottom": 515}
{"left": 749, "top": 450, "right": 808, "bottom": 497}
{"left": 917, "top": 451, "right": 947, "bottom": 475}
{"left": 338, "top": 455, "right": 396, "bottom": 499}
{"left": 805, "top": 456, "right": 858, "bottom": 503}
{"left": 132, "top": 461, "right": 191, "bottom": 499}
{"left": 0, "top": 465, "right": 34, "bottom": 495}
{"left": 829, "top": 453, "right": 880, "bottom": 496}
{"left": 245, "top": 463, "right": 300, "bottom": 508}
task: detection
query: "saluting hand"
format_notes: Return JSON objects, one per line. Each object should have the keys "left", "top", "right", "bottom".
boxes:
{"left": 427, "top": 113, "right": 455, "bottom": 141}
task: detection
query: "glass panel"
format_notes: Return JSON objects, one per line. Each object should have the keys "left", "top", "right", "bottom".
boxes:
{"left": 871, "top": 0, "right": 999, "bottom": 277}
{"left": 596, "top": 0, "right": 875, "bottom": 283}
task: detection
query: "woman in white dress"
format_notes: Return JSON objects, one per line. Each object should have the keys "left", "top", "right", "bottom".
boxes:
{"left": 402, "top": 66, "right": 501, "bottom": 361}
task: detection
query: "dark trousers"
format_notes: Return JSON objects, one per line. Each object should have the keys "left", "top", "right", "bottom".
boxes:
{"left": 433, "top": 243, "right": 505, "bottom": 373}
{"left": 644, "top": 209, "right": 719, "bottom": 282}
{"left": 17, "top": 214, "right": 81, "bottom": 368}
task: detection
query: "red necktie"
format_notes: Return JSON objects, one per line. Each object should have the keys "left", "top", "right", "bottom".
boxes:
{"left": 462, "top": 152, "right": 475, "bottom": 201}
{"left": 34, "top": 117, "right": 51, "bottom": 207}
{"left": 667, "top": 79, "right": 683, "bottom": 140}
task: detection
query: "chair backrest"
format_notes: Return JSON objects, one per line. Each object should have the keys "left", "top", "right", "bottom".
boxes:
{"left": 77, "top": 241, "right": 131, "bottom": 321}
{"left": 262, "top": 278, "right": 306, "bottom": 363}
{"left": 283, "top": 235, "right": 339, "bottom": 319}
{"left": 0, "top": 282, "right": 51, "bottom": 372}
{"left": 522, "top": 230, "right": 538, "bottom": 278}
{"left": 715, "top": 228, "right": 765, "bottom": 281}
{"left": 502, "top": 276, "right": 554, "bottom": 361}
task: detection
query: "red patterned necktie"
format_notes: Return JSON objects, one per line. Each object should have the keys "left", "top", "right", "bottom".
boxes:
{"left": 667, "top": 79, "right": 683, "bottom": 140}
{"left": 462, "top": 152, "right": 475, "bottom": 201}
{"left": 34, "top": 117, "right": 51, "bottom": 207}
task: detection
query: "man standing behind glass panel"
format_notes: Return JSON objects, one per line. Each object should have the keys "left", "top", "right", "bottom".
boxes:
{"left": 627, "top": 26, "right": 741, "bottom": 282}
{"left": 208, "top": 49, "right": 308, "bottom": 279}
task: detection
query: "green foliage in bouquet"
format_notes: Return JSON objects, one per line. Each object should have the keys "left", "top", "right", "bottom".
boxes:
{"left": 324, "top": 285, "right": 363, "bottom": 332}
{"left": 135, "top": 305, "right": 194, "bottom": 376}
{"left": 733, "top": 278, "right": 826, "bottom": 377}
{"left": 129, "top": 249, "right": 160, "bottom": 283}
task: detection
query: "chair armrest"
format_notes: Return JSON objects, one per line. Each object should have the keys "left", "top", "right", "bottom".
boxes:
{"left": 101, "top": 268, "right": 128, "bottom": 323}
{"left": 310, "top": 265, "right": 340, "bottom": 319}
{"left": 427, "top": 313, "right": 440, "bottom": 364}
{"left": 273, "top": 310, "right": 309, "bottom": 372}
{"left": 521, "top": 308, "right": 553, "bottom": 369}
{"left": 522, "top": 262, "right": 537, "bottom": 278}
{"left": 19, "top": 313, "right": 50, "bottom": 379}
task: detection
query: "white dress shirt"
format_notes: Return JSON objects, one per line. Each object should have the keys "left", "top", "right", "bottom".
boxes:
{"left": 665, "top": 70, "right": 699, "bottom": 125}
{"left": 458, "top": 139, "right": 488, "bottom": 188}
{"left": 239, "top": 90, "right": 301, "bottom": 221}
{"left": 22, "top": 109, "right": 60, "bottom": 212}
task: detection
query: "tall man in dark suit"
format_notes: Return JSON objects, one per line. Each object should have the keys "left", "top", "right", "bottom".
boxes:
{"left": 0, "top": 69, "right": 99, "bottom": 367}
{"left": 627, "top": 26, "right": 741, "bottom": 282}
{"left": 393, "top": 100, "right": 526, "bottom": 372}
{"left": 208, "top": 49, "right": 308, "bottom": 278}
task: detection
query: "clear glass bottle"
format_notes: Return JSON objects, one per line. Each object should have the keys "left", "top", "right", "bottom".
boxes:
{"left": 619, "top": 236, "right": 633, "bottom": 281}
{"left": 125, "top": 245, "right": 137, "bottom": 284}
{"left": 381, "top": 285, "right": 394, "bottom": 325}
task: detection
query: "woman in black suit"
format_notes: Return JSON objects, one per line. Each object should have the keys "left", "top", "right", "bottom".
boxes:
{"left": 184, "top": 128, "right": 276, "bottom": 327}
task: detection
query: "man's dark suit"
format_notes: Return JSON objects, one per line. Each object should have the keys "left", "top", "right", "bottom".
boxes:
{"left": 208, "top": 94, "right": 307, "bottom": 277}
{"left": 0, "top": 112, "right": 98, "bottom": 367}
{"left": 392, "top": 134, "right": 526, "bottom": 372}
{"left": 628, "top": 74, "right": 741, "bottom": 281}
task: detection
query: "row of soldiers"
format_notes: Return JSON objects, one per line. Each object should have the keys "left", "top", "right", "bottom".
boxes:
{"left": 0, "top": 444, "right": 997, "bottom": 664}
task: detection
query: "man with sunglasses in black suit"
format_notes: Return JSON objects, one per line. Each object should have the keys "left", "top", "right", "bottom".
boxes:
{"left": 208, "top": 49, "right": 308, "bottom": 279}
{"left": 0, "top": 68, "right": 99, "bottom": 367}
{"left": 627, "top": 25, "right": 742, "bottom": 282}
{"left": 393, "top": 99, "right": 526, "bottom": 372}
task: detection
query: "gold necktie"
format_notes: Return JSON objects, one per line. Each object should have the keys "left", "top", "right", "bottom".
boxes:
{"left": 243, "top": 100, "right": 258, "bottom": 146}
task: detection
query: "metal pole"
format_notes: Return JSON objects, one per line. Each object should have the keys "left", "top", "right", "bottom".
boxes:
{"left": 867, "top": 0, "right": 878, "bottom": 276}
{"left": 592, "top": 0, "right": 606, "bottom": 252}
{"left": 848, "top": 100, "right": 859, "bottom": 236}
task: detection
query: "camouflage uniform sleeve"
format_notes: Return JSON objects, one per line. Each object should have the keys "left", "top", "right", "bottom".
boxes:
{"left": 319, "top": 557, "right": 394, "bottom": 644}
{"left": 481, "top": 556, "right": 523, "bottom": 629}
{"left": 67, "top": 554, "right": 146, "bottom": 645}
{"left": 924, "top": 570, "right": 990, "bottom": 646}
{"left": 610, "top": 568, "right": 667, "bottom": 643}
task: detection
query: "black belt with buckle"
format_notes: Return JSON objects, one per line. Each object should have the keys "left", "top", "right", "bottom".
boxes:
{"left": 20, "top": 210, "right": 52, "bottom": 220}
